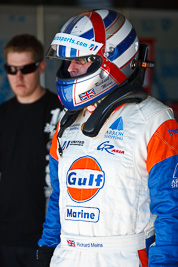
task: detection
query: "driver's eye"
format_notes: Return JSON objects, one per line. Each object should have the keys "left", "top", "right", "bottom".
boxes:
{"left": 74, "top": 59, "right": 87, "bottom": 65}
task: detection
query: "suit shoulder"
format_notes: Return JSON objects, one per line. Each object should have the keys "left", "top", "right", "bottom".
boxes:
{"left": 137, "top": 96, "right": 173, "bottom": 122}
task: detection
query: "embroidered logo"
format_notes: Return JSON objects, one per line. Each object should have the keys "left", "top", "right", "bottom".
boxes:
{"left": 97, "top": 141, "right": 124, "bottom": 155}
{"left": 62, "top": 140, "right": 84, "bottom": 151}
{"left": 171, "top": 163, "right": 178, "bottom": 188}
{"left": 168, "top": 128, "right": 178, "bottom": 136}
{"left": 104, "top": 116, "right": 124, "bottom": 140}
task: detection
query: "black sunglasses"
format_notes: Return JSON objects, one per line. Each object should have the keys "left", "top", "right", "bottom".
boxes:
{"left": 4, "top": 61, "right": 41, "bottom": 75}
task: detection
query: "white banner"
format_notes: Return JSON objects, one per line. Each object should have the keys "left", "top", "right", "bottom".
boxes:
{"left": 51, "top": 32, "right": 103, "bottom": 54}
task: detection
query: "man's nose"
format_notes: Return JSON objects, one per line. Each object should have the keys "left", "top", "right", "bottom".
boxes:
{"left": 16, "top": 69, "right": 23, "bottom": 79}
{"left": 67, "top": 60, "right": 76, "bottom": 72}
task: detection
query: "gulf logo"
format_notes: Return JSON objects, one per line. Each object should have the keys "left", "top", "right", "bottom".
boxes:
{"left": 66, "top": 156, "right": 105, "bottom": 202}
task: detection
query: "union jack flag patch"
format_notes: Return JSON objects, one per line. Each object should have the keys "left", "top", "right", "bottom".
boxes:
{"left": 79, "top": 88, "right": 96, "bottom": 101}
{"left": 67, "top": 240, "right": 76, "bottom": 247}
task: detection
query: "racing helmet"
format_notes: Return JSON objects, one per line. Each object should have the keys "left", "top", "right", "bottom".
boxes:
{"left": 47, "top": 9, "right": 139, "bottom": 110}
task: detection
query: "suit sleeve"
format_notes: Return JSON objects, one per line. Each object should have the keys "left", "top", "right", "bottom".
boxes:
{"left": 147, "top": 119, "right": 178, "bottom": 266}
{"left": 38, "top": 123, "right": 61, "bottom": 248}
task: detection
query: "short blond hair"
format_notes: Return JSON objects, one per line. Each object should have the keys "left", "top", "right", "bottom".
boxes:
{"left": 4, "top": 33, "right": 44, "bottom": 62}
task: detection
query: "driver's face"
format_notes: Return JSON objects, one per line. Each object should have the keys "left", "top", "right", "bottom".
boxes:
{"left": 67, "top": 59, "right": 92, "bottom": 78}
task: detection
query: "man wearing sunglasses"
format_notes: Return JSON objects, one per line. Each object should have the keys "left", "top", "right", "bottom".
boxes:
{"left": 0, "top": 34, "right": 63, "bottom": 267}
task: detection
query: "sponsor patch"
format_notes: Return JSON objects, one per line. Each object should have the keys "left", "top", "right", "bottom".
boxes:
{"left": 62, "top": 140, "right": 84, "bottom": 151}
{"left": 51, "top": 33, "right": 103, "bottom": 54}
{"left": 66, "top": 156, "right": 105, "bottom": 202}
{"left": 168, "top": 128, "right": 178, "bottom": 136}
{"left": 68, "top": 124, "right": 81, "bottom": 131}
{"left": 104, "top": 116, "right": 124, "bottom": 140}
{"left": 172, "top": 163, "right": 178, "bottom": 188}
{"left": 97, "top": 141, "right": 124, "bottom": 155}
{"left": 65, "top": 205, "right": 100, "bottom": 222}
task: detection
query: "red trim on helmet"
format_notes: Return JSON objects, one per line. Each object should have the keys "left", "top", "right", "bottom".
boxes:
{"left": 106, "top": 16, "right": 126, "bottom": 40}
{"left": 83, "top": 11, "right": 127, "bottom": 87}
{"left": 102, "top": 58, "right": 127, "bottom": 85}
{"left": 88, "top": 11, "right": 127, "bottom": 85}
{"left": 86, "top": 11, "right": 106, "bottom": 46}
{"left": 106, "top": 13, "right": 120, "bottom": 31}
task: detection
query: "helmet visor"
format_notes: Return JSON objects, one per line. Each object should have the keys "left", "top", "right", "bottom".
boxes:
{"left": 46, "top": 45, "right": 58, "bottom": 59}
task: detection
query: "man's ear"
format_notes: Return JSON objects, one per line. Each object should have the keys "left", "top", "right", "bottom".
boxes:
{"left": 39, "top": 60, "right": 46, "bottom": 74}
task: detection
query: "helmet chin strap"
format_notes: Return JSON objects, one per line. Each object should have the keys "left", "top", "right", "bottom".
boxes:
{"left": 57, "top": 44, "right": 151, "bottom": 154}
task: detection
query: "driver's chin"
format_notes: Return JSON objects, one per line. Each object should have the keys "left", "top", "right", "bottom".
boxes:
{"left": 70, "top": 72, "right": 78, "bottom": 78}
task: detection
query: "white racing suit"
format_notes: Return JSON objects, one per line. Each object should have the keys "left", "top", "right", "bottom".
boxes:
{"left": 38, "top": 96, "right": 178, "bottom": 266}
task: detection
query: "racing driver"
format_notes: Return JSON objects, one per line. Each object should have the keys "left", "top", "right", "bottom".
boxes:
{"left": 36, "top": 9, "right": 178, "bottom": 267}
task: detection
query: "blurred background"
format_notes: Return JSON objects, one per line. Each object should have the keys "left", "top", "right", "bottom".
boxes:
{"left": 0, "top": 0, "right": 178, "bottom": 119}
